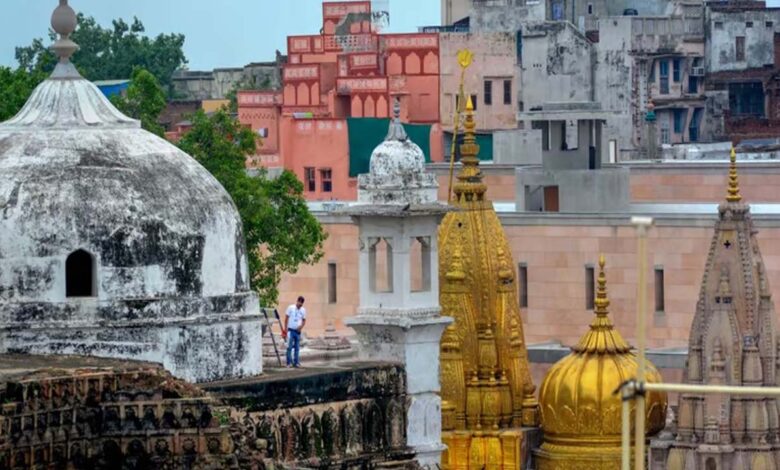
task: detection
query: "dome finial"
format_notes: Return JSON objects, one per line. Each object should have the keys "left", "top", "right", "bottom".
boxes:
{"left": 594, "top": 254, "right": 610, "bottom": 317}
{"left": 452, "top": 95, "right": 487, "bottom": 202}
{"left": 726, "top": 145, "right": 742, "bottom": 203}
{"left": 51, "top": 0, "right": 79, "bottom": 63}
{"left": 385, "top": 96, "right": 407, "bottom": 141}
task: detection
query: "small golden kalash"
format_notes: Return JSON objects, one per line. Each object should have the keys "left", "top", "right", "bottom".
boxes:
{"left": 535, "top": 256, "right": 668, "bottom": 469}
{"left": 438, "top": 54, "right": 539, "bottom": 468}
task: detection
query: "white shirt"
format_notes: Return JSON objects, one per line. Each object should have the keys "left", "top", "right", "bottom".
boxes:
{"left": 286, "top": 304, "right": 306, "bottom": 330}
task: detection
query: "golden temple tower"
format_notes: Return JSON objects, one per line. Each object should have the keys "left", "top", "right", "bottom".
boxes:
{"left": 535, "top": 256, "right": 668, "bottom": 469}
{"left": 439, "top": 97, "right": 539, "bottom": 470}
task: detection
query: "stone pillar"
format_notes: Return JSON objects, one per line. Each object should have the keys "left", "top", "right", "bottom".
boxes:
{"left": 346, "top": 213, "right": 452, "bottom": 467}
{"left": 342, "top": 103, "right": 453, "bottom": 467}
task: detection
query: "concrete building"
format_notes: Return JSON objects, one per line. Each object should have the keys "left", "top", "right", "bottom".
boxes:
{"left": 171, "top": 59, "right": 284, "bottom": 101}
{"left": 237, "top": 1, "right": 444, "bottom": 202}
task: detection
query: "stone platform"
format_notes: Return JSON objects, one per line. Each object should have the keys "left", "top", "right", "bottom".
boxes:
{"left": 0, "top": 355, "right": 419, "bottom": 469}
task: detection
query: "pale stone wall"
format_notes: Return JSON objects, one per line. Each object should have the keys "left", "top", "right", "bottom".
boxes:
{"left": 281, "top": 216, "right": 780, "bottom": 352}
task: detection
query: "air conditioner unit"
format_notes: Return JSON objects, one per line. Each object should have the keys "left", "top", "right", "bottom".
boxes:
{"left": 691, "top": 66, "right": 705, "bottom": 77}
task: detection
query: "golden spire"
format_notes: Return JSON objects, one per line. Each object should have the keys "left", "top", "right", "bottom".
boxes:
{"left": 452, "top": 96, "right": 487, "bottom": 203}
{"left": 726, "top": 146, "right": 742, "bottom": 203}
{"left": 572, "top": 255, "right": 631, "bottom": 354}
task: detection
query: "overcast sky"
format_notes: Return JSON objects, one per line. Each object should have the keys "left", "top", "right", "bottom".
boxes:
{"left": 2, "top": 0, "right": 779, "bottom": 71}
{"left": 0, "top": 0, "right": 440, "bottom": 70}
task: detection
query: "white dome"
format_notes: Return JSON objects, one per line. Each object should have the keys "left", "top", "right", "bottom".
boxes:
{"left": 0, "top": 61, "right": 262, "bottom": 382}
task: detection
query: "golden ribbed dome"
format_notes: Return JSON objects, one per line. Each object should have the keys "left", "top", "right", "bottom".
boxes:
{"left": 536, "top": 256, "right": 667, "bottom": 469}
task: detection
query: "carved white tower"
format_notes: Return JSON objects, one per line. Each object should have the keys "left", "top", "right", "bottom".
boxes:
{"left": 344, "top": 101, "right": 452, "bottom": 467}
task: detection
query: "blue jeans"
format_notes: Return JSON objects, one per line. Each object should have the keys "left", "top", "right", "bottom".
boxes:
{"left": 286, "top": 329, "right": 301, "bottom": 366}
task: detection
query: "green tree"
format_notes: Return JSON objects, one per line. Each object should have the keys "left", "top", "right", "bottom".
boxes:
{"left": 111, "top": 68, "right": 167, "bottom": 136}
{"left": 16, "top": 14, "right": 187, "bottom": 92}
{"left": 177, "top": 110, "right": 327, "bottom": 306}
{"left": 0, "top": 66, "right": 47, "bottom": 121}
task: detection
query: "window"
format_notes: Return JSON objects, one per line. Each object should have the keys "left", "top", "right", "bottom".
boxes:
{"left": 736, "top": 36, "right": 746, "bottom": 62}
{"left": 503, "top": 80, "right": 512, "bottom": 105}
{"left": 661, "top": 125, "right": 670, "bottom": 144}
{"left": 471, "top": 94, "right": 478, "bottom": 110}
{"left": 690, "top": 108, "right": 702, "bottom": 142}
{"left": 320, "top": 168, "right": 332, "bottom": 193}
{"left": 688, "top": 76, "right": 699, "bottom": 94}
{"left": 655, "top": 267, "right": 665, "bottom": 313}
{"left": 714, "top": 21, "right": 723, "bottom": 30}
{"left": 673, "top": 59, "right": 681, "bottom": 82}
{"left": 518, "top": 263, "right": 528, "bottom": 308}
{"left": 648, "top": 60, "right": 655, "bottom": 82}
{"left": 746, "top": 21, "right": 753, "bottom": 28}
{"left": 588, "top": 3, "right": 593, "bottom": 15}
{"left": 304, "top": 167, "right": 316, "bottom": 192}
{"left": 484, "top": 80, "right": 492, "bottom": 105}
{"left": 585, "top": 265, "right": 595, "bottom": 310}
{"left": 410, "top": 237, "right": 432, "bottom": 292}
{"left": 673, "top": 109, "right": 686, "bottom": 134}
{"left": 66, "top": 250, "right": 96, "bottom": 297}
{"left": 328, "top": 262, "right": 337, "bottom": 303}
{"left": 659, "top": 60, "right": 669, "bottom": 94}
{"left": 767, "top": 21, "right": 774, "bottom": 28}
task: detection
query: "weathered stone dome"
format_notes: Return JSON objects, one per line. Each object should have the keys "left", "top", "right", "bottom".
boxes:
{"left": 357, "top": 101, "right": 437, "bottom": 205}
{"left": 0, "top": 2, "right": 262, "bottom": 382}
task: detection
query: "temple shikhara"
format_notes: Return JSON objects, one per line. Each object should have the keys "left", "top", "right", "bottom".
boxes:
{"left": 9, "top": 0, "right": 780, "bottom": 469}
{"left": 650, "top": 150, "right": 780, "bottom": 469}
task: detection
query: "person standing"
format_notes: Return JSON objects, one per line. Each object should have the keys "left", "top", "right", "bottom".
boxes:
{"left": 283, "top": 296, "right": 306, "bottom": 368}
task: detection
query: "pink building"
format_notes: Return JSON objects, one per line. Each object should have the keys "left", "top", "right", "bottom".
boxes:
{"left": 238, "top": 1, "right": 442, "bottom": 201}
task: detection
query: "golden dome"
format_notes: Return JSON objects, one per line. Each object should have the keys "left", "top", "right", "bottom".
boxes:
{"left": 536, "top": 256, "right": 668, "bottom": 468}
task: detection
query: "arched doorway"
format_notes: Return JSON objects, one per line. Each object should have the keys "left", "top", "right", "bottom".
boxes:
{"left": 66, "top": 250, "right": 96, "bottom": 297}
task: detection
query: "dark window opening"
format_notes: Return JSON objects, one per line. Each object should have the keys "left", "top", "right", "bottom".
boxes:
{"left": 305, "top": 167, "right": 316, "bottom": 192}
{"left": 673, "top": 59, "right": 681, "bottom": 82}
{"left": 66, "top": 249, "right": 96, "bottom": 297}
{"left": 518, "top": 263, "right": 528, "bottom": 308}
{"left": 729, "top": 82, "right": 766, "bottom": 117}
{"left": 503, "top": 80, "right": 512, "bottom": 105}
{"left": 746, "top": 21, "right": 753, "bottom": 28}
{"left": 655, "top": 268, "right": 665, "bottom": 313}
{"left": 767, "top": 21, "right": 774, "bottom": 28}
{"left": 328, "top": 262, "right": 337, "bottom": 304}
{"left": 715, "top": 21, "right": 723, "bottom": 30}
{"left": 471, "top": 94, "right": 478, "bottom": 110}
{"left": 673, "top": 109, "right": 686, "bottom": 134}
{"left": 736, "top": 36, "right": 746, "bottom": 62}
{"left": 659, "top": 60, "right": 669, "bottom": 94}
{"left": 585, "top": 266, "right": 595, "bottom": 310}
{"left": 484, "top": 80, "right": 493, "bottom": 105}
{"left": 516, "top": 30, "right": 523, "bottom": 64}
{"left": 320, "top": 168, "right": 333, "bottom": 193}
{"left": 587, "top": 3, "right": 593, "bottom": 15}
{"left": 688, "top": 76, "right": 699, "bottom": 94}
{"left": 690, "top": 108, "right": 702, "bottom": 142}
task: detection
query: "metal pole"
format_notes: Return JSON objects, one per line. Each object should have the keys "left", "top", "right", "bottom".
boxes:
{"left": 643, "top": 382, "right": 780, "bottom": 396}
{"left": 632, "top": 216, "right": 653, "bottom": 470}
{"left": 447, "top": 67, "right": 466, "bottom": 203}
{"left": 621, "top": 382, "right": 633, "bottom": 470}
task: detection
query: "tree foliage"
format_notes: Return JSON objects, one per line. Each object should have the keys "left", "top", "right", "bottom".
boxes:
{"left": 111, "top": 68, "right": 167, "bottom": 136}
{"left": 177, "top": 110, "right": 327, "bottom": 306}
{"left": 16, "top": 14, "right": 187, "bottom": 91}
{"left": 0, "top": 66, "right": 47, "bottom": 121}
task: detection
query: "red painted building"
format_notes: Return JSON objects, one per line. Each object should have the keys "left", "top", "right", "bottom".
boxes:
{"left": 238, "top": 1, "right": 442, "bottom": 201}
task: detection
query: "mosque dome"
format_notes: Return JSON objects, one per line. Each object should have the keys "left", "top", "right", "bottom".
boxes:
{"left": 358, "top": 99, "right": 437, "bottom": 204}
{"left": 0, "top": 1, "right": 262, "bottom": 383}
{"left": 536, "top": 256, "right": 667, "bottom": 468}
